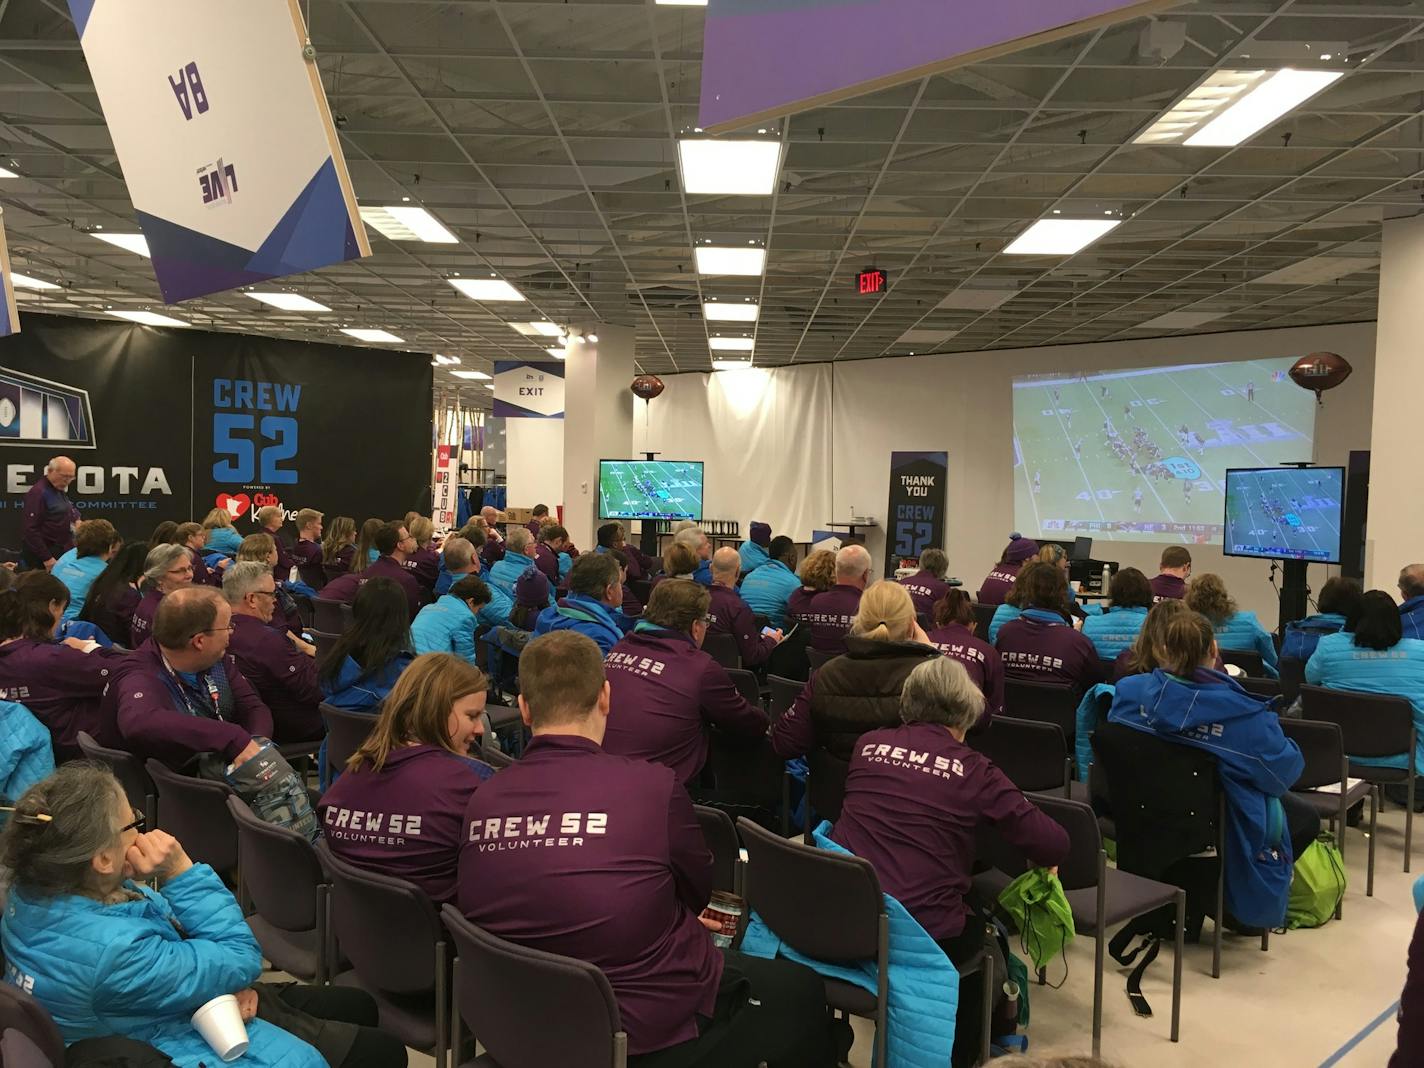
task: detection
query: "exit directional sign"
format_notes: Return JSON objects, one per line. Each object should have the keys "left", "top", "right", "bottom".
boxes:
{"left": 857, "top": 267, "right": 888, "bottom": 295}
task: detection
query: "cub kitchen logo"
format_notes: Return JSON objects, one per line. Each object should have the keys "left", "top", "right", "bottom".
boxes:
{"left": 215, "top": 490, "right": 293, "bottom": 524}
{"left": 0, "top": 366, "right": 173, "bottom": 508}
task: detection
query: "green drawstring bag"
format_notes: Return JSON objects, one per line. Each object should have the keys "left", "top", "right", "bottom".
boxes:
{"left": 998, "top": 868, "right": 1076, "bottom": 974}
{"left": 1285, "top": 834, "right": 1347, "bottom": 929}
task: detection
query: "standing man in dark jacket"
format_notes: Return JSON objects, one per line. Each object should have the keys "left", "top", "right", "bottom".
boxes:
{"left": 459, "top": 630, "right": 836, "bottom": 1067}
{"left": 223, "top": 561, "right": 323, "bottom": 743}
{"left": 1151, "top": 545, "right": 1192, "bottom": 602}
{"left": 20, "top": 456, "right": 79, "bottom": 570}
{"left": 707, "top": 548, "right": 781, "bottom": 668}
{"left": 602, "top": 580, "right": 769, "bottom": 786}
{"left": 798, "top": 545, "right": 873, "bottom": 654}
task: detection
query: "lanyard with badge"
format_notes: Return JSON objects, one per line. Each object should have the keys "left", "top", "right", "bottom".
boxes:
{"left": 158, "top": 653, "right": 226, "bottom": 721}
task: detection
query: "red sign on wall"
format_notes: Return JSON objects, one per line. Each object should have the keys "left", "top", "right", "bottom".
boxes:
{"left": 857, "top": 268, "right": 888, "bottom": 295}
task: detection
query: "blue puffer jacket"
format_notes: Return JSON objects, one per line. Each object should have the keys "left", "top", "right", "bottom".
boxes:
{"left": 533, "top": 594, "right": 626, "bottom": 654}
{"left": 987, "top": 604, "right": 1021, "bottom": 643}
{"left": 738, "top": 540, "right": 771, "bottom": 575}
{"left": 0, "top": 701, "right": 54, "bottom": 801}
{"left": 204, "top": 526, "right": 244, "bottom": 558}
{"left": 488, "top": 556, "right": 544, "bottom": 604}
{"left": 740, "top": 560, "right": 801, "bottom": 627}
{"left": 321, "top": 652, "right": 414, "bottom": 712}
{"left": 1, "top": 865, "right": 324, "bottom": 1068}
{"left": 1082, "top": 606, "right": 1149, "bottom": 661}
{"left": 1110, "top": 669, "right": 1302, "bottom": 928}
{"left": 1403, "top": 597, "right": 1424, "bottom": 642}
{"left": 1306, "top": 631, "right": 1424, "bottom": 773}
{"left": 1280, "top": 612, "right": 1346, "bottom": 663}
{"left": 1210, "top": 610, "right": 1279, "bottom": 677}
{"left": 412, "top": 594, "right": 481, "bottom": 663}
{"left": 692, "top": 559, "right": 713, "bottom": 587}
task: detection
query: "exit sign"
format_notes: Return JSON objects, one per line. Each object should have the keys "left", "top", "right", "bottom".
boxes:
{"left": 857, "top": 267, "right": 888, "bottom": 295}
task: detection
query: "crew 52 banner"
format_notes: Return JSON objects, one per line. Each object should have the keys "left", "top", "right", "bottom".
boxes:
{"left": 67, "top": 0, "right": 369, "bottom": 302}
{"left": 885, "top": 451, "right": 948, "bottom": 578}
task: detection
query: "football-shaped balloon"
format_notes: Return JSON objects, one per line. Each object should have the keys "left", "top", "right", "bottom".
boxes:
{"left": 630, "top": 375, "right": 664, "bottom": 401}
{"left": 1289, "top": 352, "right": 1352, "bottom": 403}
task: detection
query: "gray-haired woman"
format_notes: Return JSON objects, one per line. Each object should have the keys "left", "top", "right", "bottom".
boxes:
{"left": 126, "top": 543, "right": 193, "bottom": 647}
{"left": 829, "top": 656, "right": 1070, "bottom": 1067}
{"left": 0, "top": 764, "right": 404, "bottom": 1068}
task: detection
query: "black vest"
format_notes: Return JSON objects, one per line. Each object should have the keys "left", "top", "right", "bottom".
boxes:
{"left": 809, "top": 637, "right": 942, "bottom": 760}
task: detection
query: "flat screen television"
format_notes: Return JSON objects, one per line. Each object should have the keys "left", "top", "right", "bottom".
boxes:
{"left": 598, "top": 460, "right": 705, "bottom": 522}
{"left": 1223, "top": 467, "right": 1345, "bottom": 564}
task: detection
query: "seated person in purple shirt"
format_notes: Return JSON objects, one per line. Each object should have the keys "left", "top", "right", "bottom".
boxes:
{"left": 897, "top": 547, "right": 953, "bottom": 620}
{"left": 291, "top": 508, "right": 327, "bottom": 590}
{"left": 98, "top": 586, "right": 271, "bottom": 772}
{"left": 1151, "top": 545, "right": 1192, "bottom": 603}
{"left": 925, "top": 588, "right": 1005, "bottom": 726}
{"left": 236, "top": 534, "right": 304, "bottom": 637}
{"left": 600, "top": 521, "right": 656, "bottom": 583}
{"left": 534, "top": 523, "right": 569, "bottom": 587}
{"left": 832, "top": 656, "right": 1069, "bottom": 1065}
{"left": 772, "top": 581, "right": 941, "bottom": 761}
{"left": 320, "top": 521, "right": 423, "bottom": 621}
{"left": 609, "top": 547, "right": 644, "bottom": 618}
{"left": 321, "top": 515, "right": 359, "bottom": 578}
{"left": 994, "top": 564, "right": 1102, "bottom": 692}
{"left": 77, "top": 543, "right": 148, "bottom": 648}
{"left": 0, "top": 572, "right": 128, "bottom": 760}
{"left": 254, "top": 505, "right": 298, "bottom": 583}
{"left": 785, "top": 549, "right": 836, "bottom": 622}
{"left": 128, "top": 544, "right": 194, "bottom": 648}
{"left": 175, "top": 522, "right": 222, "bottom": 589}
{"left": 459, "top": 631, "right": 836, "bottom": 1067}
{"left": 223, "top": 562, "right": 323, "bottom": 743}
{"left": 652, "top": 542, "right": 700, "bottom": 592}
{"left": 707, "top": 547, "right": 782, "bottom": 668}
{"left": 799, "top": 545, "right": 873, "bottom": 655}
{"left": 602, "top": 580, "right": 769, "bottom": 788}
{"left": 975, "top": 533, "right": 1038, "bottom": 607}
{"left": 318, "top": 578, "right": 416, "bottom": 713}
{"left": 320, "top": 652, "right": 493, "bottom": 905}
{"left": 404, "top": 516, "right": 440, "bottom": 599}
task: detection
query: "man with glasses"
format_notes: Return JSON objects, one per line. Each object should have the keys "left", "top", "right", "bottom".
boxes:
{"left": 20, "top": 456, "right": 80, "bottom": 571}
{"left": 223, "top": 561, "right": 323, "bottom": 744}
{"left": 98, "top": 586, "right": 272, "bottom": 771}
{"left": 319, "top": 520, "right": 423, "bottom": 620}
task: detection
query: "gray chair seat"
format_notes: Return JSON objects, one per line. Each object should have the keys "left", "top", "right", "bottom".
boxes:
{"left": 248, "top": 917, "right": 319, "bottom": 979}
{"left": 971, "top": 868, "right": 1012, "bottom": 904}
{"left": 333, "top": 972, "right": 440, "bottom": 1051}
{"left": 823, "top": 977, "right": 878, "bottom": 1018}
{"left": 1066, "top": 868, "right": 1181, "bottom": 933}
{"left": 1297, "top": 781, "right": 1373, "bottom": 819}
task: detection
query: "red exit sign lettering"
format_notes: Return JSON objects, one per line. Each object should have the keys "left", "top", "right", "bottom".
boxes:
{"left": 857, "top": 268, "right": 887, "bottom": 295}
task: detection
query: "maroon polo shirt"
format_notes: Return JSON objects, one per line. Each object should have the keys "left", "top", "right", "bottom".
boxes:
{"left": 995, "top": 611, "right": 1103, "bottom": 691}
{"left": 404, "top": 547, "right": 440, "bottom": 596}
{"left": 975, "top": 563, "right": 1022, "bottom": 607}
{"left": 832, "top": 723, "right": 1070, "bottom": 940}
{"left": 320, "top": 744, "right": 493, "bottom": 905}
{"left": 898, "top": 571, "right": 951, "bottom": 618}
{"left": 293, "top": 538, "right": 326, "bottom": 589}
{"left": 602, "top": 627, "right": 768, "bottom": 785}
{"left": 706, "top": 584, "right": 777, "bottom": 667}
{"left": 533, "top": 542, "right": 561, "bottom": 587}
{"left": 327, "top": 544, "right": 355, "bottom": 577}
{"left": 799, "top": 584, "right": 863, "bottom": 654}
{"left": 268, "top": 529, "right": 296, "bottom": 582}
{"left": 925, "top": 621, "right": 1006, "bottom": 724}
{"left": 458, "top": 734, "right": 720, "bottom": 1056}
{"left": 227, "top": 613, "right": 324, "bottom": 743}
{"left": 320, "top": 555, "right": 422, "bottom": 620}
{"left": 127, "top": 589, "right": 164, "bottom": 647}
{"left": 190, "top": 548, "right": 222, "bottom": 589}
{"left": 85, "top": 585, "right": 140, "bottom": 649}
{"left": 481, "top": 533, "right": 506, "bottom": 569}
{"left": 0, "top": 639, "right": 127, "bottom": 758}
{"left": 785, "top": 586, "right": 818, "bottom": 622}
{"left": 1150, "top": 573, "right": 1187, "bottom": 603}
{"left": 21, "top": 476, "right": 78, "bottom": 564}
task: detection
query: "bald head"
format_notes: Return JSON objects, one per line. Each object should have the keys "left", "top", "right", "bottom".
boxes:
{"left": 480, "top": 506, "right": 500, "bottom": 525}
{"left": 44, "top": 456, "right": 77, "bottom": 491}
{"left": 711, "top": 547, "right": 741, "bottom": 587}
{"left": 1400, "top": 564, "right": 1424, "bottom": 601}
{"left": 836, "top": 544, "right": 873, "bottom": 589}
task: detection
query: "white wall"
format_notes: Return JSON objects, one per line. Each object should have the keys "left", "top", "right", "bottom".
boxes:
{"left": 644, "top": 321, "right": 1376, "bottom": 622}
{"left": 506, "top": 420, "right": 564, "bottom": 512}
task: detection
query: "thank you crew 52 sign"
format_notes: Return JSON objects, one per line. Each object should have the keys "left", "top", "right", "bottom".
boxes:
{"left": 885, "top": 451, "right": 948, "bottom": 578}
{"left": 67, "top": 0, "right": 369, "bottom": 302}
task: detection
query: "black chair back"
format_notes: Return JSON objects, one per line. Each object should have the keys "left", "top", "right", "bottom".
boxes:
{"left": 972, "top": 602, "right": 997, "bottom": 635}
{"left": 1279, "top": 657, "right": 1306, "bottom": 703}
{"left": 971, "top": 716, "right": 1070, "bottom": 794}
{"left": 312, "top": 597, "right": 353, "bottom": 633}
{"left": 1003, "top": 679, "right": 1079, "bottom": 739}
{"left": 765, "top": 625, "right": 811, "bottom": 682}
{"left": 1098, "top": 658, "right": 1118, "bottom": 682}
{"left": 1218, "top": 648, "right": 1265, "bottom": 677}
{"left": 1028, "top": 793, "right": 1103, "bottom": 893}
{"left": 694, "top": 804, "right": 739, "bottom": 892}
{"left": 1239, "top": 676, "right": 1282, "bottom": 700}
{"left": 807, "top": 747, "right": 850, "bottom": 826}
{"left": 440, "top": 905, "right": 625, "bottom": 1068}
{"left": 1298, "top": 685, "right": 1414, "bottom": 760}
{"left": 311, "top": 630, "right": 342, "bottom": 671}
{"left": 724, "top": 667, "right": 762, "bottom": 709}
{"left": 738, "top": 817, "right": 882, "bottom": 963}
{"left": 806, "top": 646, "right": 838, "bottom": 672}
{"left": 702, "top": 632, "right": 740, "bottom": 670}
{"left": 1280, "top": 719, "right": 1346, "bottom": 791}
{"left": 143, "top": 759, "right": 237, "bottom": 874}
{"left": 76, "top": 731, "right": 156, "bottom": 826}
{"left": 321, "top": 703, "right": 379, "bottom": 780}
{"left": 767, "top": 675, "right": 801, "bottom": 721}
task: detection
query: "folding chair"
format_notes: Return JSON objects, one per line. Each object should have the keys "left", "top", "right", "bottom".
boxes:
{"left": 802, "top": 747, "right": 850, "bottom": 841}
{"left": 767, "top": 675, "right": 803, "bottom": 721}
{"left": 806, "top": 647, "right": 839, "bottom": 672}
{"left": 144, "top": 759, "right": 237, "bottom": 878}
{"left": 1218, "top": 649, "right": 1264, "bottom": 677}
{"left": 702, "top": 631, "right": 741, "bottom": 670}
{"left": 971, "top": 602, "right": 996, "bottom": 635}
{"left": 1003, "top": 679, "right": 1080, "bottom": 740}
{"left": 969, "top": 715, "right": 1076, "bottom": 799}
{"left": 321, "top": 703, "right": 379, "bottom": 784}
{"left": 694, "top": 803, "right": 741, "bottom": 894}
{"left": 1282, "top": 717, "right": 1377, "bottom": 911}
{"left": 312, "top": 597, "right": 353, "bottom": 633}
{"left": 76, "top": 731, "right": 156, "bottom": 830}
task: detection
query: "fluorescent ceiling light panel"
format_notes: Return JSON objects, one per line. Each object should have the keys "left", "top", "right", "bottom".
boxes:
{"left": 709, "top": 337, "right": 755, "bottom": 351}
{"left": 703, "top": 301, "right": 759, "bottom": 322}
{"left": 1004, "top": 218, "right": 1121, "bottom": 256}
{"left": 678, "top": 139, "right": 783, "bottom": 196}
{"left": 1136, "top": 69, "right": 1343, "bottom": 148}
{"left": 451, "top": 370, "right": 492, "bottom": 380}
{"left": 341, "top": 328, "right": 404, "bottom": 343}
{"left": 1136, "top": 309, "right": 1230, "bottom": 330}
{"left": 545, "top": 347, "right": 566, "bottom": 359}
{"left": 895, "top": 328, "right": 958, "bottom": 346}
{"left": 92, "top": 233, "right": 151, "bottom": 257}
{"left": 449, "top": 278, "right": 526, "bottom": 302}
{"left": 713, "top": 359, "right": 752, "bottom": 371}
{"left": 1253, "top": 255, "right": 1377, "bottom": 287}
{"left": 695, "top": 246, "right": 766, "bottom": 276}
{"left": 359, "top": 206, "right": 458, "bottom": 244}
{"left": 9, "top": 273, "right": 60, "bottom": 291}
{"left": 509, "top": 321, "right": 562, "bottom": 337}
{"left": 246, "top": 292, "right": 331, "bottom": 312}
{"left": 0, "top": 166, "right": 16, "bottom": 178}
{"left": 936, "top": 288, "right": 1017, "bottom": 311}
{"left": 109, "top": 310, "right": 189, "bottom": 327}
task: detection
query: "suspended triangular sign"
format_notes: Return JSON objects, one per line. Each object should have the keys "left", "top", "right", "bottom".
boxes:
{"left": 0, "top": 207, "right": 18, "bottom": 338}
{"left": 66, "top": 0, "right": 370, "bottom": 303}
{"left": 699, "top": 0, "right": 1180, "bottom": 133}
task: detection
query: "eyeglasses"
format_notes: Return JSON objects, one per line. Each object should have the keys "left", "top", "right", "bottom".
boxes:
{"left": 698, "top": 614, "right": 713, "bottom": 626}
{"left": 167, "top": 566, "right": 194, "bottom": 577}
{"left": 192, "top": 623, "right": 237, "bottom": 637}
{"left": 251, "top": 590, "right": 278, "bottom": 600}
{"left": 120, "top": 807, "right": 146, "bottom": 834}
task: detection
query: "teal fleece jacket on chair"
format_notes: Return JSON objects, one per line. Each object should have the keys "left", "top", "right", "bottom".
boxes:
{"left": 740, "top": 823, "right": 958, "bottom": 1068}
{"left": 1, "top": 864, "right": 325, "bottom": 1068}
{"left": 0, "top": 700, "right": 54, "bottom": 801}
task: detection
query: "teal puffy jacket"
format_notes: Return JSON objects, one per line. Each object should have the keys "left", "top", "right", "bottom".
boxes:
{"left": 1210, "top": 610, "right": 1280, "bottom": 678}
{"left": 0, "top": 700, "right": 54, "bottom": 801}
{"left": 2, "top": 864, "right": 325, "bottom": 1068}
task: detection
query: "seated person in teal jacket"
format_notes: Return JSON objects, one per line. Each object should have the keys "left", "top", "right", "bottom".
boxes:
{"left": 740, "top": 536, "right": 802, "bottom": 627}
{"left": 1282, "top": 575, "right": 1362, "bottom": 664}
{"left": 53, "top": 519, "right": 123, "bottom": 623}
{"left": 987, "top": 561, "right": 1047, "bottom": 643}
{"left": 487, "top": 527, "right": 547, "bottom": 604}
{"left": 1082, "top": 566, "right": 1153, "bottom": 661}
{"left": 533, "top": 552, "right": 627, "bottom": 654}
{"left": 0, "top": 700, "right": 54, "bottom": 802}
{"left": 1186, "top": 573, "right": 1279, "bottom": 677}
{"left": 318, "top": 578, "right": 415, "bottom": 712}
{"left": 738, "top": 521, "right": 774, "bottom": 575}
{"left": 0, "top": 764, "right": 403, "bottom": 1068}
{"left": 201, "top": 508, "right": 245, "bottom": 559}
{"left": 412, "top": 575, "right": 510, "bottom": 664}
{"left": 1307, "top": 589, "right": 1424, "bottom": 775}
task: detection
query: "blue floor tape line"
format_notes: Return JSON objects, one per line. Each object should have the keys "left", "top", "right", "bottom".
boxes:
{"left": 1318, "top": 1000, "right": 1400, "bottom": 1068}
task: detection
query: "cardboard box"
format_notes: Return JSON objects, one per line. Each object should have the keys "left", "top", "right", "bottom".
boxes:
{"left": 503, "top": 507, "right": 534, "bottom": 525}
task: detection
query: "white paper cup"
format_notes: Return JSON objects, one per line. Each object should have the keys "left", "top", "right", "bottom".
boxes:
{"left": 191, "top": 994, "right": 249, "bottom": 1062}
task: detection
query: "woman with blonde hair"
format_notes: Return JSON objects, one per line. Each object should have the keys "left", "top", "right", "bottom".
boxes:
{"left": 201, "top": 506, "right": 243, "bottom": 557}
{"left": 350, "top": 518, "right": 383, "bottom": 575}
{"left": 786, "top": 548, "right": 837, "bottom": 620}
{"left": 321, "top": 515, "right": 358, "bottom": 575}
{"left": 771, "top": 580, "right": 940, "bottom": 760}
{"left": 317, "top": 653, "right": 494, "bottom": 903}
{"left": 1186, "top": 572, "right": 1279, "bottom": 677}
{"left": 405, "top": 515, "right": 439, "bottom": 596}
